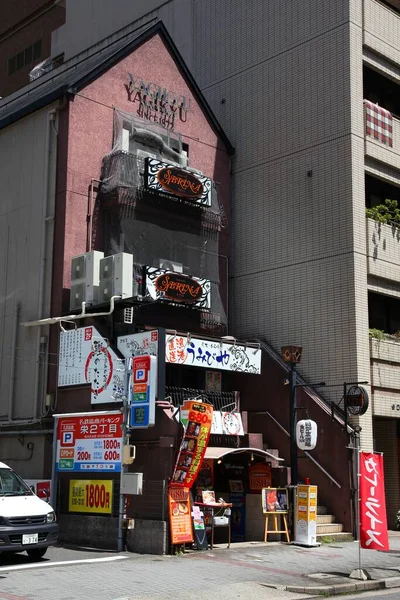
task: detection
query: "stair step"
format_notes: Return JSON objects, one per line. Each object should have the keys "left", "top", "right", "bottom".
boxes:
{"left": 317, "top": 532, "right": 354, "bottom": 542}
{"left": 317, "top": 515, "right": 335, "bottom": 524}
{"left": 317, "top": 505, "right": 328, "bottom": 515}
{"left": 316, "top": 523, "right": 343, "bottom": 534}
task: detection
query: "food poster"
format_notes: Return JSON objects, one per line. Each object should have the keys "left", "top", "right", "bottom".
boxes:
{"left": 229, "top": 492, "right": 246, "bottom": 542}
{"left": 262, "top": 488, "right": 289, "bottom": 513}
{"left": 171, "top": 401, "right": 213, "bottom": 488}
{"left": 195, "top": 458, "right": 214, "bottom": 501}
{"left": 248, "top": 463, "right": 272, "bottom": 492}
{"left": 168, "top": 486, "right": 193, "bottom": 545}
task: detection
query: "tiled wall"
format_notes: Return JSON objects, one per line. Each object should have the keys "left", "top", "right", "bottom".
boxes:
{"left": 364, "top": 0, "right": 400, "bottom": 66}
{"left": 374, "top": 419, "right": 400, "bottom": 530}
{"left": 193, "top": 0, "right": 373, "bottom": 449}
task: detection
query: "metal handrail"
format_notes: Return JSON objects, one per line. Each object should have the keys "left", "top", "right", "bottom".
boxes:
{"left": 264, "top": 411, "right": 342, "bottom": 489}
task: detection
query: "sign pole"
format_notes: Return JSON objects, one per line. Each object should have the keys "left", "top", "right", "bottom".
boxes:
{"left": 350, "top": 425, "right": 368, "bottom": 580}
{"left": 117, "top": 358, "right": 130, "bottom": 553}
{"left": 50, "top": 416, "right": 58, "bottom": 509}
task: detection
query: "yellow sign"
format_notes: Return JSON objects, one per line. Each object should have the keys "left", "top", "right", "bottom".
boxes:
{"left": 69, "top": 480, "right": 113, "bottom": 514}
{"left": 297, "top": 485, "right": 317, "bottom": 523}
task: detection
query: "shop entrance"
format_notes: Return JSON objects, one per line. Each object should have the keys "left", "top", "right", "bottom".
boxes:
{"left": 193, "top": 447, "right": 285, "bottom": 544}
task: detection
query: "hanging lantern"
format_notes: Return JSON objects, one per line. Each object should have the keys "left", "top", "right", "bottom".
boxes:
{"left": 296, "top": 419, "right": 318, "bottom": 450}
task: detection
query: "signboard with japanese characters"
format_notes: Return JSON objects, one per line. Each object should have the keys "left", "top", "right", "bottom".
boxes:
{"left": 168, "top": 485, "right": 193, "bottom": 545}
{"left": 181, "top": 407, "right": 244, "bottom": 436}
{"left": 55, "top": 412, "right": 123, "bottom": 473}
{"left": 117, "top": 330, "right": 159, "bottom": 359}
{"left": 294, "top": 485, "right": 318, "bottom": 546}
{"left": 58, "top": 326, "right": 125, "bottom": 404}
{"left": 69, "top": 480, "right": 113, "bottom": 514}
{"left": 129, "top": 355, "right": 157, "bottom": 428}
{"left": 172, "top": 401, "right": 213, "bottom": 488}
{"left": 165, "top": 334, "right": 261, "bottom": 374}
{"left": 359, "top": 452, "right": 389, "bottom": 551}
{"left": 296, "top": 419, "right": 317, "bottom": 451}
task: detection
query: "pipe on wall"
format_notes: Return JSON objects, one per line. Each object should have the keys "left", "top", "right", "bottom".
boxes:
{"left": 7, "top": 303, "right": 20, "bottom": 423}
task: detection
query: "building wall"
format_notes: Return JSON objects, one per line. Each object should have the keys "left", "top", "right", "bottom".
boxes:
{"left": 0, "top": 105, "right": 58, "bottom": 428}
{"left": 374, "top": 419, "right": 400, "bottom": 530}
{"left": 189, "top": 0, "right": 372, "bottom": 448}
{"left": 51, "top": 0, "right": 193, "bottom": 66}
{"left": 0, "top": 0, "right": 65, "bottom": 98}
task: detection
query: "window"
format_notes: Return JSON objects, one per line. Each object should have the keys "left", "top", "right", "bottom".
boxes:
{"left": 7, "top": 40, "right": 42, "bottom": 76}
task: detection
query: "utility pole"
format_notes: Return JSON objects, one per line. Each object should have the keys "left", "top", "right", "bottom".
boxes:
{"left": 117, "top": 357, "right": 131, "bottom": 553}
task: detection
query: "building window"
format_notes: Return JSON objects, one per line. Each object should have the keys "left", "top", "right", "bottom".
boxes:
{"left": 7, "top": 40, "right": 42, "bottom": 76}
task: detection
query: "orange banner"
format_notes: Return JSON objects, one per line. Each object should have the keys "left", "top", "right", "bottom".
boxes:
{"left": 168, "top": 486, "right": 193, "bottom": 545}
{"left": 171, "top": 401, "right": 213, "bottom": 488}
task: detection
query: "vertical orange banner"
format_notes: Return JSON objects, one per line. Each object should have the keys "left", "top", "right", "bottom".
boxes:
{"left": 171, "top": 401, "right": 213, "bottom": 488}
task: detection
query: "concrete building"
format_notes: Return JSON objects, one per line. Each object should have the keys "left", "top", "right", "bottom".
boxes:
{"left": 2, "top": 0, "right": 400, "bottom": 536}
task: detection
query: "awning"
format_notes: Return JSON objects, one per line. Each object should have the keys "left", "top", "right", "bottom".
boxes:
{"left": 204, "top": 446, "right": 284, "bottom": 462}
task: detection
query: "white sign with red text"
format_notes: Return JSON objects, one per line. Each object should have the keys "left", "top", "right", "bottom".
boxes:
{"left": 58, "top": 326, "right": 125, "bottom": 404}
{"left": 55, "top": 412, "right": 123, "bottom": 473}
{"left": 359, "top": 452, "right": 389, "bottom": 551}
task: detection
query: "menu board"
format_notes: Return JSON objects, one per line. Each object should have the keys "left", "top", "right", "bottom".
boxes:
{"left": 171, "top": 401, "right": 213, "bottom": 488}
{"left": 262, "top": 487, "right": 289, "bottom": 514}
{"left": 168, "top": 486, "right": 193, "bottom": 545}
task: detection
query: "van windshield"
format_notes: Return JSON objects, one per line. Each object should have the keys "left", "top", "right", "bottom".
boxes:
{"left": 0, "top": 468, "right": 34, "bottom": 496}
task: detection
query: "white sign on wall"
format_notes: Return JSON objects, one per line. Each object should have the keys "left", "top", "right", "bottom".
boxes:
{"left": 166, "top": 334, "right": 261, "bottom": 374}
{"left": 117, "top": 330, "right": 159, "bottom": 359}
{"left": 58, "top": 326, "right": 125, "bottom": 404}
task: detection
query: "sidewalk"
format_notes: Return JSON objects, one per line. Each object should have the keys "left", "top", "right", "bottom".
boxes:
{"left": 180, "top": 531, "right": 400, "bottom": 596}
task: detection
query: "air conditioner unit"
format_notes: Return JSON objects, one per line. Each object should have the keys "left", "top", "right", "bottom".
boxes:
{"left": 70, "top": 251, "right": 104, "bottom": 310}
{"left": 98, "top": 252, "right": 134, "bottom": 303}
{"left": 154, "top": 259, "right": 183, "bottom": 273}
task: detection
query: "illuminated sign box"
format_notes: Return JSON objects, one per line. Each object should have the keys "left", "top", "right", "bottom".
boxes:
{"left": 145, "top": 158, "right": 212, "bottom": 206}
{"left": 144, "top": 267, "right": 211, "bottom": 310}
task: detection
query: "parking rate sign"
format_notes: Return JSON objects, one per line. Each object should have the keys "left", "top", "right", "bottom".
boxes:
{"left": 56, "top": 413, "right": 123, "bottom": 472}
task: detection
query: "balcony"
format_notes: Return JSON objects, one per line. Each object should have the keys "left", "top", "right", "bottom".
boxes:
{"left": 370, "top": 336, "right": 400, "bottom": 416}
{"left": 366, "top": 218, "right": 400, "bottom": 283}
{"left": 364, "top": 0, "right": 400, "bottom": 65}
{"left": 364, "top": 109, "right": 400, "bottom": 171}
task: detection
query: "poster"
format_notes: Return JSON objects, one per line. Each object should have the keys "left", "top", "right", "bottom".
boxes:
{"left": 168, "top": 486, "right": 193, "bottom": 545}
{"left": 249, "top": 463, "right": 272, "bottom": 492}
{"left": 69, "top": 480, "right": 113, "bottom": 514}
{"left": 262, "top": 488, "right": 289, "bottom": 513}
{"left": 359, "top": 452, "right": 389, "bottom": 551}
{"left": 56, "top": 412, "right": 123, "bottom": 472}
{"left": 171, "top": 401, "right": 213, "bottom": 488}
{"left": 117, "top": 330, "right": 159, "bottom": 359}
{"left": 58, "top": 326, "right": 125, "bottom": 404}
{"left": 230, "top": 492, "right": 246, "bottom": 542}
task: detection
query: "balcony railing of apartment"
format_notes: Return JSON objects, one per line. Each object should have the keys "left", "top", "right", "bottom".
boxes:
{"left": 364, "top": 100, "right": 400, "bottom": 171}
{"left": 364, "top": 0, "right": 400, "bottom": 64}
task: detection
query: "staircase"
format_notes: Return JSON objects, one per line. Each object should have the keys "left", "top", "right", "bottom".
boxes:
{"left": 316, "top": 505, "right": 353, "bottom": 542}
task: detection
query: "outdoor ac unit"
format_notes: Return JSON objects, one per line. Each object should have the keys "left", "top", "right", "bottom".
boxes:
{"left": 70, "top": 251, "right": 104, "bottom": 310}
{"left": 154, "top": 259, "right": 183, "bottom": 273}
{"left": 98, "top": 252, "right": 134, "bottom": 303}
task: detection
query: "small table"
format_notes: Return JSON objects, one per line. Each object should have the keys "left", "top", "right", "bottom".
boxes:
{"left": 194, "top": 502, "right": 232, "bottom": 549}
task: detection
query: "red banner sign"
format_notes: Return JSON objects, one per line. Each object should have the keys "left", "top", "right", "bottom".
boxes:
{"left": 359, "top": 452, "right": 389, "bottom": 551}
{"left": 171, "top": 401, "right": 213, "bottom": 488}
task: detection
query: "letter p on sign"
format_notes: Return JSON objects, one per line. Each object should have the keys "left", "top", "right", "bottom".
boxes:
{"left": 62, "top": 431, "right": 74, "bottom": 446}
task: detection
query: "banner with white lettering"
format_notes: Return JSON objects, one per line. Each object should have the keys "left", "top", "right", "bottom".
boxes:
{"left": 359, "top": 452, "right": 389, "bottom": 551}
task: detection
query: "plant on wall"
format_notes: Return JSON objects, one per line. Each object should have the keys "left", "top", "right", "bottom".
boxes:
{"left": 369, "top": 328, "right": 386, "bottom": 341}
{"left": 366, "top": 199, "right": 400, "bottom": 224}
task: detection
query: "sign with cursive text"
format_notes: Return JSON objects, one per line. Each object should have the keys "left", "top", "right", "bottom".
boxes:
{"left": 165, "top": 334, "right": 261, "bottom": 374}
{"left": 144, "top": 267, "right": 211, "bottom": 309}
{"left": 359, "top": 452, "right": 389, "bottom": 551}
{"left": 145, "top": 159, "right": 212, "bottom": 206}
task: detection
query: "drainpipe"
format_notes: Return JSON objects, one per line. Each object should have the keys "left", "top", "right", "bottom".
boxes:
{"left": 87, "top": 179, "right": 101, "bottom": 252}
{"left": 32, "top": 109, "right": 57, "bottom": 420}
{"left": 7, "top": 303, "right": 20, "bottom": 423}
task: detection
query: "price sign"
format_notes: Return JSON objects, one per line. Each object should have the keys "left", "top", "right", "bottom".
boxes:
{"left": 56, "top": 412, "right": 123, "bottom": 472}
{"left": 69, "top": 480, "right": 113, "bottom": 514}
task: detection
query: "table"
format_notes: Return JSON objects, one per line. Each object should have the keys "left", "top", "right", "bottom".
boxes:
{"left": 194, "top": 502, "right": 232, "bottom": 549}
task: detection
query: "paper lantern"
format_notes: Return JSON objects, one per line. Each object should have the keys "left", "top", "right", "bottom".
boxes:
{"left": 296, "top": 419, "right": 317, "bottom": 450}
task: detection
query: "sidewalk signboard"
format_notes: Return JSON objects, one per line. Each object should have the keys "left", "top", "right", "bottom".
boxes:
{"left": 294, "top": 485, "right": 318, "bottom": 546}
{"left": 262, "top": 487, "right": 289, "bottom": 513}
{"left": 168, "top": 485, "right": 193, "bottom": 545}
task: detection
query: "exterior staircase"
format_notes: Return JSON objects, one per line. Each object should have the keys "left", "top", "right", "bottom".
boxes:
{"left": 316, "top": 505, "right": 353, "bottom": 542}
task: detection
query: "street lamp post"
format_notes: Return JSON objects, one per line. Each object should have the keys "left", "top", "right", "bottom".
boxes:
{"left": 281, "top": 345, "right": 303, "bottom": 485}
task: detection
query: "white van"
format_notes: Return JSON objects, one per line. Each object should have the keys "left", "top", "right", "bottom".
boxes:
{"left": 0, "top": 462, "right": 58, "bottom": 559}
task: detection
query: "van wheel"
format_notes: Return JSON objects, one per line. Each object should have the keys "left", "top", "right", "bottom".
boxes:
{"left": 26, "top": 548, "right": 47, "bottom": 560}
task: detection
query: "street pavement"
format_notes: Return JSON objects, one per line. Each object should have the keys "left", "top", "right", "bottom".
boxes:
{"left": 1, "top": 532, "right": 400, "bottom": 599}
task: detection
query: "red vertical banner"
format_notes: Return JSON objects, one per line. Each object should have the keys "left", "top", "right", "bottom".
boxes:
{"left": 359, "top": 452, "right": 389, "bottom": 551}
{"left": 171, "top": 402, "right": 213, "bottom": 488}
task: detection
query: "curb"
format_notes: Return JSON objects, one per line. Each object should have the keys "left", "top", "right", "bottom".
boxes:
{"left": 264, "top": 576, "right": 400, "bottom": 595}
